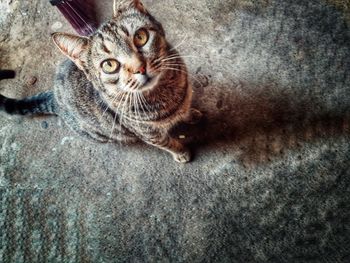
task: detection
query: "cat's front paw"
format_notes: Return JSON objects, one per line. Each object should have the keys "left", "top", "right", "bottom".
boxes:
{"left": 173, "top": 149, "right": 192, "bottom": 163}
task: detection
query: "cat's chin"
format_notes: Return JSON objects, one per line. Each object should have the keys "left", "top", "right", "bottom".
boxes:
{"left": 132, "top": 74, "right": 160, "bottom": 93}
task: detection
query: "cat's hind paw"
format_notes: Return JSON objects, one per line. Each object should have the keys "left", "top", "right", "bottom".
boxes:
{"left": 173, "top": 150, "right": 192, "bottom": 163}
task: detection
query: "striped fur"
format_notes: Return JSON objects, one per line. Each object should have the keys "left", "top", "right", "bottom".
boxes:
{"left": 0, "top": 92, "right": 58, "bottom": 116}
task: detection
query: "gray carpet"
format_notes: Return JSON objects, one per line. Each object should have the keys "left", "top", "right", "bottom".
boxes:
{"left": 1, "top": 0, "right": 350, "bottom": 262}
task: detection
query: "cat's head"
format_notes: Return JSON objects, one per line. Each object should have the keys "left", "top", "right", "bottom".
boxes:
{"left": 52, "top": 0, "right": 171, "bottom": 96}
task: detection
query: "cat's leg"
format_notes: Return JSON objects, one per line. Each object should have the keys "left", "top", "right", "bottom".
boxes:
{"left": 183, "top": 108, "right": 203, "bottom": 124}
{"left": 73, "top": 124, "right": 110, "bottom": 143}
{"left": 146, "top": 135, "right": 191, "bottom": 163}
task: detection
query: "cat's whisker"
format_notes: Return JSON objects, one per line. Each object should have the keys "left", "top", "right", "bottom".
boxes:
{"left": 160, "top": 53, "right": 184, "bottom": 59}
{"left": 139, "top": 92, "right": 152, "bottom": 112}
{"left": 140, "top": 95, "right": 150, "bottom": 122}
{"left": 114, "top": 92, "right": 127, "bottom": 114}
{"left": 129, "top": 84, "right": 147, "bottom": 120}
{"left": 169, "top": 32, "right": 189, "bottom": 52}
{"left": 109, "top": 91, "right": 128, "bottom": 141}
{"left": 152, "top": 58, "right": 186, "bottom": 71}
{"left": 164, "top": 67, "right": 190, "bottom": 75}
{"left": 166, "top": 65, "right": 207, "bottom": 81}
{"left": 161, "top": 63, "right": 186, "bottom": 68}
{"left": 128, "top": 90, "right": 140, "bottom": 128}
{"left": 160, "top": 64, "right": 197, "bottom": 76}
{"left": 160, "top": 66, "right": 205, "bottom": 88}
{"left": 113, "top": 89, "right": 132, "bottom": 138}
{"left": 156, "top": 56, "right": 181, "bottom": 63}
{"left": 134, "top": 92, "right": 142, "bottom": 118}
{"left": 160, "top": 55, "right": 201, "bottom": 62}
{"left": 98, "top": 97, "right": 109, "bottom": 117}
{"left": 110, "top": 93, "right": 124, "bottom": 120}
{"left": 152, "top": 56, "right": 163, "bottom": 64}
{"left": 128, "top": 90, "right": 133, "bottom": 115}
{"left": 153, "top": 53, "right": 185, "bottom": 63}
{"left": 164, "top": 52, "right": 237, "bottom": 65}
{"left": 102, "top": 104, "right": 110, "bottom": 117}
{"left": 103, "top": 90, "right": 123, "bottom": 117}
{"left": 153, "top": 56, "right": 170, "bottom": 65}
{"left": 122, "top": 91, "right": 138, "bottom": 124}
{"left": 160, "top": 59, "right": 185, "bottom": 64}
{"left": 136, "top": 92, "right": 148, "bottom": 120}
{"left": 132, "top": 91, "right": 140, "bottom": 126}
{"left": 160, "top": 49, "right": 241, "bottom": 68}
{"left": 109, "top": 111, "right": 118, "bottom": 142}
{"left": 168, "top": 49, "right": 183, "bottom": 55}
{"left": 130, "top": 89, "right": 143, "bottom": 126}
{"left": 116, "top": 91, "right": 132, "bottom": 140}
{"left": 134, "top": 92, "right": 144, "bottom": 127}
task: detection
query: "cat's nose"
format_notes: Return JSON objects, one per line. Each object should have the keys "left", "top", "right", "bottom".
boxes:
{"left": 134, "top": 65, "right": 146, "bottom": 75}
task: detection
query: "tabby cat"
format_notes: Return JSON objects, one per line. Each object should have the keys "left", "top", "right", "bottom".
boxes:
{"left": 0, "top": 0, "right": 202, "bottom": 163}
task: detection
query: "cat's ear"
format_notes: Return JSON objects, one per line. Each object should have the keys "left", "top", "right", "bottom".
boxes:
{"left": 52, "top": 33, "right": 91, "bottom": 70}
{"left": 113, "top": 0, "right": 147, "bottom": 17}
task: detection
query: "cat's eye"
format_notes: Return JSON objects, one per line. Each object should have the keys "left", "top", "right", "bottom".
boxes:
{"left": 134, "top": 29, "right": 149, "bottom": 48}
{"left": 101, "top": 59, "right": 120, "bottom": 74}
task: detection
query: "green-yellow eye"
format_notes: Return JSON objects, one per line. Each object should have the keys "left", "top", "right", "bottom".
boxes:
{"left": 134, "top": 28, "right": 149, "bottom": 48}
{"left": 101, "top": 59, "right": 120, "bottom": 74}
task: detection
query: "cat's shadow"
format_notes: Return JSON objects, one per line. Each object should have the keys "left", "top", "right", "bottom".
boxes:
{"left": 171, "top": 79, "right": 350, "bottom": 166}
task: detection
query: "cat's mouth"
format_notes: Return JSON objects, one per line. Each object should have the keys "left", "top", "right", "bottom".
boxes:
{"left": 139, "top": 75, "right": 160, "bottom": 91}
{"left": 126, "top": 73, "right": 159, "bottom": 92}
{"left": 136, "top": 74, "right": 151, "bottom": 87}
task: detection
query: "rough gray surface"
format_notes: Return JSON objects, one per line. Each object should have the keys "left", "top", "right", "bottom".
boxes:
{"left": 1, "top": 0, "right": 350, "bottom": 262}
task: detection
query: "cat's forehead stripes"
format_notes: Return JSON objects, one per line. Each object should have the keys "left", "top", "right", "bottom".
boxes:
{"left": 95, "top": 32, "right": 112, "bottom": 54}
{"left": 98, "top": 23, "right": 122, "bottom": 42}
{"left": 120, "top": 26, "right": 130, "bottom": 37}
{"left": 93, "top": 23, "right": 131, "bottom": 55}
{"left": 100, "top": 42, "right": 111, "bottom": 54}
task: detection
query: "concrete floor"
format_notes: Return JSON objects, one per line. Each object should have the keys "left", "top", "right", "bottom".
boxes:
{"left": 1, "top": 0, "right": 350, "bottom": 262}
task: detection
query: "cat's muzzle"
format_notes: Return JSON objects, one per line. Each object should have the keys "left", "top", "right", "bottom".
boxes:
{"left": 134, "top": 74, "right": 152, "bottom": 89}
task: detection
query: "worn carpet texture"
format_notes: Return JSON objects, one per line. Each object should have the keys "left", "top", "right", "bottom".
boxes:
{"left": 1, "top": 0, "right": 350, "bottom": 262}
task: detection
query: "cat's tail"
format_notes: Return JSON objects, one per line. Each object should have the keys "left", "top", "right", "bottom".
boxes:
{"left": 0, "top": 91, "right": 59, "bottom": 116}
